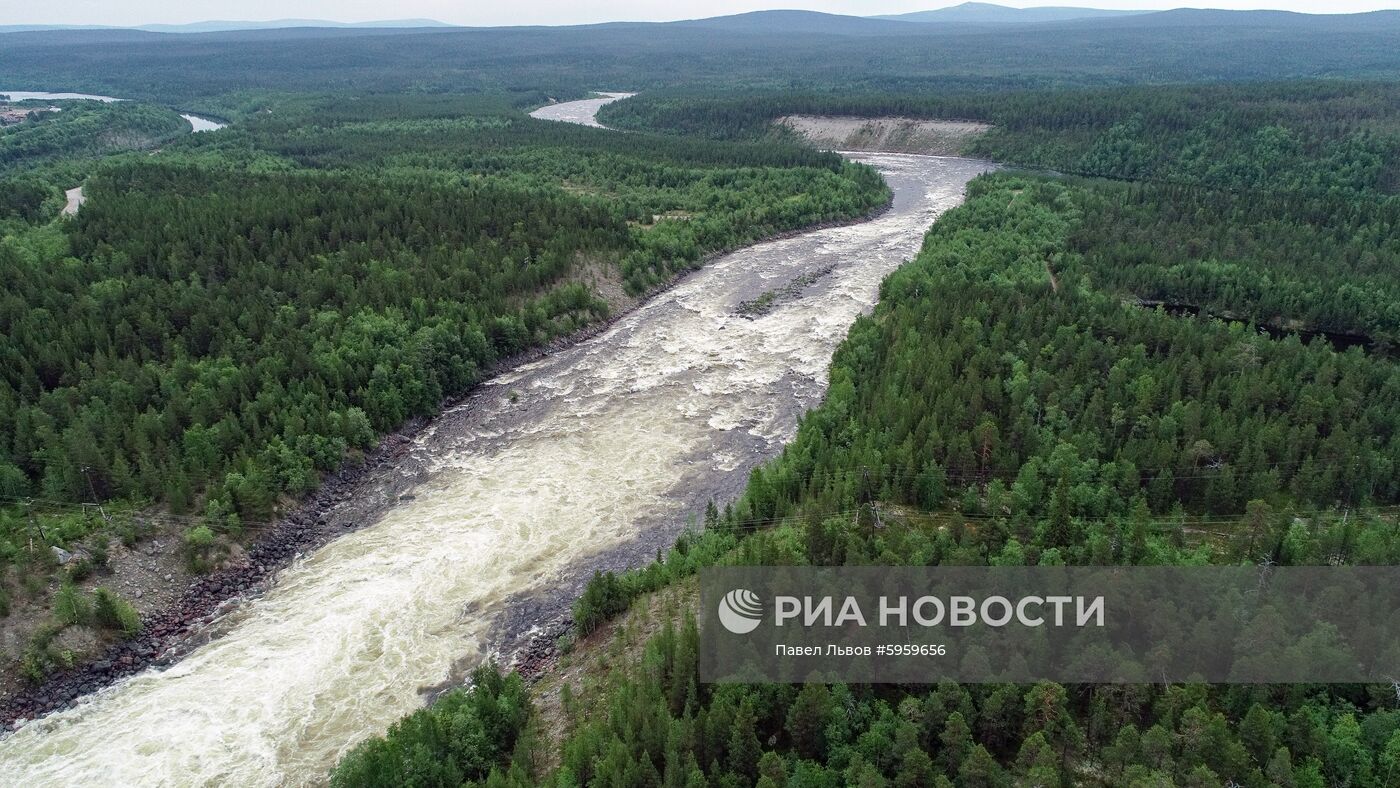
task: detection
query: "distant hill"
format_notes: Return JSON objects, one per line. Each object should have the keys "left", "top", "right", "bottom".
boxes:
{"left": 0, "top": 19, "right": 451, "bottom": 35}
{"left": 875, "top": 2, "right": 1147, "bottom": 25}
{"left": 0, "top": 28, "right": 164, "bottom": 43}
{"left": 669, "top": 10, "right": 928, "bottom": 36}
{"left": 137, "top": 19, "right": 451, "bottom": 33}
{"left": 0, "top": 24, "right": 118, "bottom": 33}
{"left": 1060, "top": 7, "right": 1400, "bottom": 30}
{"left": 6, "top": 6, "right": 1400, "bottom": 104}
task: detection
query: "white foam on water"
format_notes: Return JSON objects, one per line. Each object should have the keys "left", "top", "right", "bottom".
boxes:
{"left": 0, "top": 105, "right": 991, "bottom": 787}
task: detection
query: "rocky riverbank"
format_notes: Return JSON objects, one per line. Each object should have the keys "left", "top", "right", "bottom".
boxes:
{"left": 0, "top": 194, "right": 894, "bottom": 729}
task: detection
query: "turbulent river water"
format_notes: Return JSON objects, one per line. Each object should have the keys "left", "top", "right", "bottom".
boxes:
{"left": 0, "top": 95, "right": 990, "bottom": 786}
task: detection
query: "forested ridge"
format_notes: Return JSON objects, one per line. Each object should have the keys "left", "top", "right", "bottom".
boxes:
{"left": 6, "top": 10, "right": 1400, "bottom": 105}
{"left": 336, "top": 89, "right": 1400, "bottom": 785}
{"left": 0, "top": 100, "right": 189, "bottom": 177}
{"left": 0, "top": 93, "right": 886, "bottom": 670}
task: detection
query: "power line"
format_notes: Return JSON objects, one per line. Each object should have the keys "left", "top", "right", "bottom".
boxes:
{"left": 697, "top": 502, "right": 1400, "bottom": 535}
{"left": 3, "top": 453, "right": 1396, "bottom": 535}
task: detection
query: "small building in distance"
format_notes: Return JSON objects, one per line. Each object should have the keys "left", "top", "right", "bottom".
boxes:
{"left": 0, "top": 106, "right": 31, "bottom": 125}
{"left": 0, "top": 104, "right": 59, "bottom": 125}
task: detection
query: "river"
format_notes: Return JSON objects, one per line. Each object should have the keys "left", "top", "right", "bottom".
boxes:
{"left": 0, "top": 95, "right": 990, "bottom": 786}
{"left": 4, "top": 90, "right": 225, "bottom": 218}
{"left": 530, "top": 91, "right": 635, "bottom": 127}
{"left": 0, "top": 90, "right": 226, "bottom": 132}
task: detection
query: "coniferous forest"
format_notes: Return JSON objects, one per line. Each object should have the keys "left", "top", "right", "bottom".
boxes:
{"left": 0, "top": 93, "right": 885, "bottom": 668}
{"left": 3, "top": 10, "right": 1400, "bottom": 787}
{"left": 333, "top": 81, "right": 1400, "bottom": 788}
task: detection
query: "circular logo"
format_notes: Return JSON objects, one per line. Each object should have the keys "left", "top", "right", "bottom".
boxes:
{"left": 718, "top": 588, "right": 763, "bottom": 634}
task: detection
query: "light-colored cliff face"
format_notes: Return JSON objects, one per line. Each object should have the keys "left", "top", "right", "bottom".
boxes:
{"left": 778, "top": 115, "right": 991, "bottom": 156}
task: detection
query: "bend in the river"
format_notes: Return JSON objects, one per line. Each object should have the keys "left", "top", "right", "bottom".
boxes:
{"left": 3, "top": 90, "right": 226, "bottom": 217}
{"left": 0, "top": 90, "right": 226, "bottom": 132}
{"left": 530, "top": 91, "right": 635, "bottom": 127}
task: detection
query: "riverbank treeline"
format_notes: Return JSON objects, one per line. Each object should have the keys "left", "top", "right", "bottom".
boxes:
{"left": 0, "top": 100, "right": 189, "bottom": 177}
{"left": 600, "top": 81, "right": 1398, "bottom": 194}
{"left": 599, "top": 81, "right": 1400, "bottom": 191}
{"left": 603, "top": 81, "right": 1400, "bottom": 344}
{"left": 0, "top": 100, "right": 190, "bottom": 224}
{"left": 0, "top": 94, "right": 886, "bottom": 643}
{"left": 335, "top": 88, "right": 1400, "bottom": 783}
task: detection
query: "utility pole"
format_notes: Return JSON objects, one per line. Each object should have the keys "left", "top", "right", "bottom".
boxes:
{"left": 863, "top": 467, "right": 873, "bottom": 540}
{"left": 81, "top": 463, "right": 99, "bottom": 503}
{"left": 25, "top": 498, "right": 47, "bottom": 552}
{"left": 859, "top": 467, "right": 885, "bottom": 539}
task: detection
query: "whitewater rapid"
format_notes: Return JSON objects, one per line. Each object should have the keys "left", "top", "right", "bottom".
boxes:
{"left": 0, "top": 96, "right": 990, "bottom": 786}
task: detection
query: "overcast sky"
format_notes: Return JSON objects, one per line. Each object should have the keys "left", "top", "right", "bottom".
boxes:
{"left": 9, "top": 0, "right": 1397, "bottom": 28}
